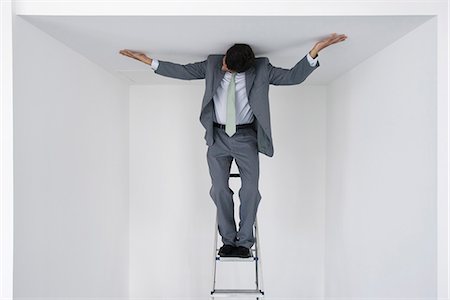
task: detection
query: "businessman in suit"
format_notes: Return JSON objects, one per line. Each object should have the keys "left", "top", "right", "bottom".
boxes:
{"left": 120, "top": 33, "right": 347, "bottom": 258}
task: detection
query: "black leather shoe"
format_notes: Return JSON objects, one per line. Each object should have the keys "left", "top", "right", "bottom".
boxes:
{"left": 218, "top": 244, "right": 235, "bottom": 257}
{"left": 232, "top": 246, "right": 252, "bottom": 258}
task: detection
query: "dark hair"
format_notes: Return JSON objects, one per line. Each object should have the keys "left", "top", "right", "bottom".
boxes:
{"left": 225, "top": 43, "right": 255, "bottom": 73}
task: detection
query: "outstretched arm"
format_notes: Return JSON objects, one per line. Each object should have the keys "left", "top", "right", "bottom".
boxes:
{"left": 119, "top": 49, "right": 207, "bottom": 80}
{"left": 152, "top": 58, "right": 207, "bottom": 80}
{"left": 268, "top": 53, "right": 320, "bottom": 85}
{"left": 268, "top": 33, "right": 347, "bottom": 85}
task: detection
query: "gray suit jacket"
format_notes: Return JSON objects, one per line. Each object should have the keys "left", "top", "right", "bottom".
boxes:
{"left": 153, "top": 54, "right": 320, "bottom": 157}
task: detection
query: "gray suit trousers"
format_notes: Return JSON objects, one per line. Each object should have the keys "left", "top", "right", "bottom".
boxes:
{"left": 207, "top": 124, "right": 262, "bottom": 249}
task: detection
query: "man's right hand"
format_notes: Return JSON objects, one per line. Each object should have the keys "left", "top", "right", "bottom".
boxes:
{"left": 119, "top": 49, "right": 152, "bottom": 65}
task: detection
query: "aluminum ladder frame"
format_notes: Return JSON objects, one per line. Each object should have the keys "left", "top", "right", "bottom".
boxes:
{"left": 210, "top": 172, "right": 265, "bottom": 299}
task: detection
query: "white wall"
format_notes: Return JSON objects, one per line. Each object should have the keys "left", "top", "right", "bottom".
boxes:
{"left": 12, "top": 16, "right": 129, "bottom": 299}
{"left": 129, "top": 83, "right": 327, "bottom": 299}
{"left": 325, "top": 17, "right": 437, "bottom": 299}
{"left": 1, "top": 1, "right": 14, "bottom": 299}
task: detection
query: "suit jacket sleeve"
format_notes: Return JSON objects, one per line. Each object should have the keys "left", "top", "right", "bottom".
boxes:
{"left": 154, "top": 58, "right": 207, "bottom": 80}
{"left": 267, "top": 54, "right": 320, "bottom": 85}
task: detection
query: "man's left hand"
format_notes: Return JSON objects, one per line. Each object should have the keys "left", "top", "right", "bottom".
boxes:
{"left": 310, "top": 33, "right": 348, "bottom": 58}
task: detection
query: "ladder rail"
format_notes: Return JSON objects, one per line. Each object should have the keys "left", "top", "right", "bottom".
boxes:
{"left": 211, "top": 210, "right": 219, "bottom": 292}
{"left": 254, "top": 219, "right": 259, "bottom": 290}
{"left": 254, "top": 217, "right": 264, "bottom": 294}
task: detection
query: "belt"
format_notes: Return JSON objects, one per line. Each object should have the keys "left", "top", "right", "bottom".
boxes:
{"left": 213, "top": 121, "right": 255, "bottom": 130}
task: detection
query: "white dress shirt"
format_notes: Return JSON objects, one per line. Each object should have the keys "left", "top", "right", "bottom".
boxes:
{"left": 150, "top": 53, "right": 319, "bottom": 125}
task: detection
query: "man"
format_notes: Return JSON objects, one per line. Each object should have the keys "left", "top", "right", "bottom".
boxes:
{"left": 120, "top": 33, "right": 347, "bottom": 258}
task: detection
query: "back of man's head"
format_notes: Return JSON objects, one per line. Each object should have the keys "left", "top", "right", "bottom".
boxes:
{"left": 225, "top": 43, "right": 255, "bottom": 73}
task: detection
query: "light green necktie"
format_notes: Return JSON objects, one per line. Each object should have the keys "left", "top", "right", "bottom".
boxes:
{"left": 225, "top": 72, "right": 237, "bottom": 137}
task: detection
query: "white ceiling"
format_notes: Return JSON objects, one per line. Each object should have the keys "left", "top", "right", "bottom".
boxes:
{"left": 21, "top": 15, "right": 432, "bottom": 85}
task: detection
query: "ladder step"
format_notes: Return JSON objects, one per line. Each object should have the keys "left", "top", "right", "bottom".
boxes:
{"left": 211, "top": 289, "right": 264, "bottom": 298}
{"left": 216, "top": 256, "right": 257, "bottom": 262}
{"left": 215, "top": 249, "right": 258, "bottom": 262}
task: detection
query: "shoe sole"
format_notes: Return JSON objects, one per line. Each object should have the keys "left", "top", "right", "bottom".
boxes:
{"left": 219, "top": 251, "right": 251, "bottom": 258}
{"left": 218, "top": 247, "right": 251, "bottom": 258}
{"left": 233, "top": 254, "right": 251, "bottom": 258}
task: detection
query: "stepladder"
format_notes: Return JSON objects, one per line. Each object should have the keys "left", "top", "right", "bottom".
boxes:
{"left": 210, "top": 172, "right": 265, "bottom": 299}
